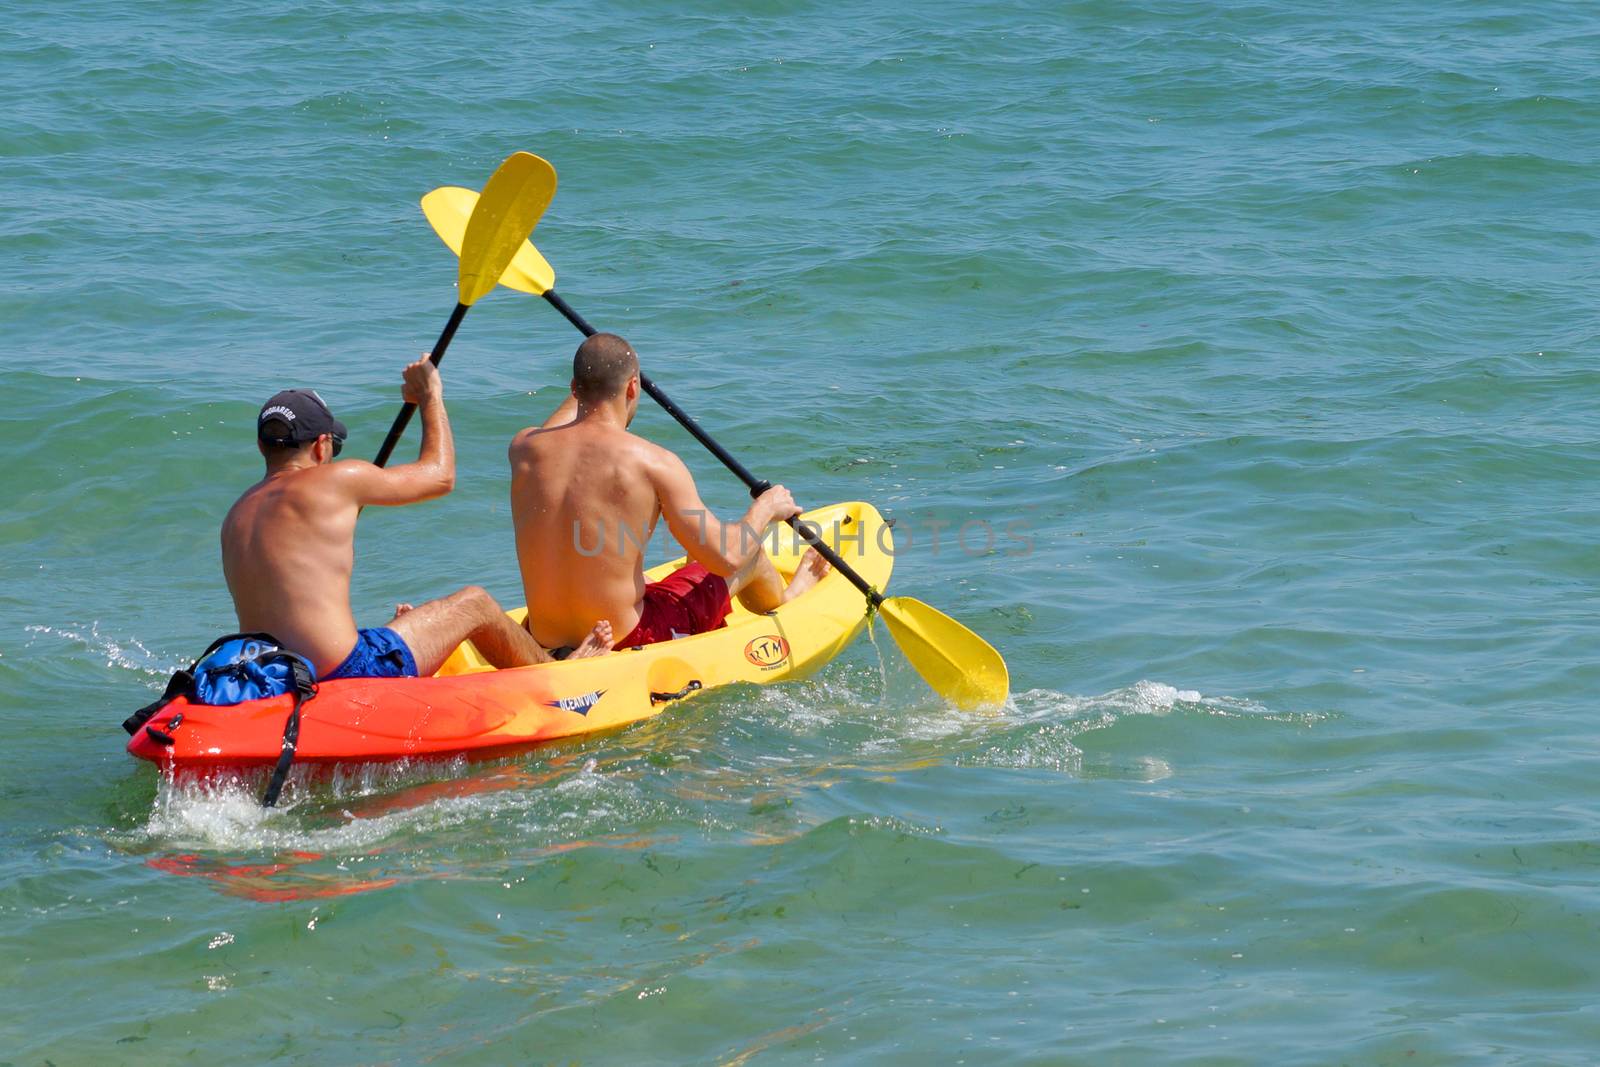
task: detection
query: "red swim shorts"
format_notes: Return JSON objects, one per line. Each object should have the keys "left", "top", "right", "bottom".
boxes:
{"left": 615, "top": 563, "right": 733, "bottom": 649}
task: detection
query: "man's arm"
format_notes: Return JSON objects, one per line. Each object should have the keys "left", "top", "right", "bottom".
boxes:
{"left": 649, "top": 449, "right": 799, "bottom": 577}
{"left": 341, "top": 355, "right": 456, "bottom": 507}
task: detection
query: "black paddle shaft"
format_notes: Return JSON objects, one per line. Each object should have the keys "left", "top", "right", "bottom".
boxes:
{"left": 371, "top": 302, "right": 468, "bottom": 469}
{"left": 541, "top": 289, "right": 884, "bottom": 607}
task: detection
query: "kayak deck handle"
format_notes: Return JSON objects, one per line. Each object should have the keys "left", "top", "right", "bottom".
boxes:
{"left": 650, "top": 680, "right": 703, "bottom": 705}
{"left": 146, "top": 713, "right": 185, "bottom": 746}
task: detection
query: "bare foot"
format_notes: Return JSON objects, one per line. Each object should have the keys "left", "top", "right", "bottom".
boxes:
{"left": 568, "top": 619, "right": 614, "bottom": 659}
{"left": 393, "top": 602, "right": 415, "bottom": 617}
{"left": 781, "top": 547, "right": 831, "bottom": 603}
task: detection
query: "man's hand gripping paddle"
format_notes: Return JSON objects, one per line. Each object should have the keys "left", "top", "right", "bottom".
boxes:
{"left": 371, "top": 153, "right": 557, "bottom": 468}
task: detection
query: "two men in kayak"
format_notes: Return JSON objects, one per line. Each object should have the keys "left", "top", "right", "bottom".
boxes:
{"left": 508, "top": 333, "right": 829, "bottom": 652}
{"left": 223, "top": 356, "right": 611, "bottom": 681}
{"left": 226, "top": 334, "right": 823, "bottom": 680}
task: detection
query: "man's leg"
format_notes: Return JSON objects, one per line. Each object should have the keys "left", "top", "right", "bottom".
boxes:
{"left": 387, "top": 587, "right": 613, "bottom": 675}
{"left": 727, "top": 547, "right": 831, "bottom": 615}
{"left": 726, "top": 550, "right": 786, "bottom": 614}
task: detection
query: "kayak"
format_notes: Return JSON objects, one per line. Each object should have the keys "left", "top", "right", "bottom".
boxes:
{"left": 127, "top": 501, "right": 892, "bottom": 773}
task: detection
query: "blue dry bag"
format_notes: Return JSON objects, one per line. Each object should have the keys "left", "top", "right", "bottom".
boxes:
{"left": 122, "top": 632, "right": 317, "bottom": 809}
{"left": 192, "top": 634, "right": 316, "bottom": 706}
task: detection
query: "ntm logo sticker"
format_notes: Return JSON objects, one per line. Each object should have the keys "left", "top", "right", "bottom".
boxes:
{"left": 743, "top": 635, "right": 790, "bottom": 671}
{"left": 545, "top": 689, "right": 605, "bottom": 716}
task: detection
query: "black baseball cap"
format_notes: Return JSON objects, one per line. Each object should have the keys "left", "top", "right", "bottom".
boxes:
{"left": 258, "top": 389, "right": 348, "bottom": 450}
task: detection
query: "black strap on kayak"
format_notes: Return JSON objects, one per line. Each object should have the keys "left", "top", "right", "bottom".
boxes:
{"left": 260, "top": 655, "right": 318, "bottom": 809}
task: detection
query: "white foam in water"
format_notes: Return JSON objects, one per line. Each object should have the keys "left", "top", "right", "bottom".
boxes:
{"left": 747, "top": 665, "right": 1248, "bottom": 755}
{"left": 547, "top": 758, "right": 646, "bottom": 825}
{"left": 1127, "top": 679, "right": 1203, "bottom": 712}
{"left": 746, "top": 665, "right": 886, "bottom": 732}
{"left": 965, "top": 721, "right": 1085, "bottom": 774}
{"left": 139, "top": 759, "right": 508, "bottom": 853}
{"left": 1007, "top": 680, "right": 1288, "bottom": 725}
{"left": 131, "top": 751, "right": 677, "bottom": 858}
{"left": 1135, "top": 756, "right": 1175, "bottom": 782}
{"left": 953, "top": 683, "right": 1260, "bottom": 776}
{"left": 25, "top": 621, "right": 180, "bottom": 678}
{"left": 140, "top": 771, "right": 456, "bottom": 854}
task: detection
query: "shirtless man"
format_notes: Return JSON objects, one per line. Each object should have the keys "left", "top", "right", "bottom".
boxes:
{"left": 223, "top": 355, "right": 611, "bottom": 681}
{"left": 508, "top": 333, "right": 829, "bottom": 651}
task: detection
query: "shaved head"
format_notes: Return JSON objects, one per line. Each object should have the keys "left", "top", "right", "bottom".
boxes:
{"left": 572, "top": 333, "right": 640, "bottom": 403}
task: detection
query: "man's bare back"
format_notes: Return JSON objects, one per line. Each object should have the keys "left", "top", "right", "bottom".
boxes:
{"left": 225, "top": 358, "right": 611, "bottom": 680}
{"left": 223, "top": 460, "right": 368, "bottom": 675}
{"left": 510, "top": 416, "right": 663, "bottom": 645}
{"left": 510, "top": 333, "right": 828, "bottom": 650}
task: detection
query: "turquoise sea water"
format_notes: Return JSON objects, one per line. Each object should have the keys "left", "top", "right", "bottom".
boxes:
{"left": 5, "top": 1, "right": 1600, "bottom": 1061}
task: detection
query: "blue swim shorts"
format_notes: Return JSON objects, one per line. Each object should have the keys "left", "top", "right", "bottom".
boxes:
{"left": 323, "top": 627, "right": 418, "bottom": 681}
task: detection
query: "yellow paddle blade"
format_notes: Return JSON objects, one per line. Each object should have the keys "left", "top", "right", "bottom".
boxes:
{"left": 455, "top": 151, "right": 557, "bottom": 305}
{"left": 880, "top": 596, "right": 1009, "bottom": 710}
{"left": 422, "top": 186, "right": 556, "bottom": 297}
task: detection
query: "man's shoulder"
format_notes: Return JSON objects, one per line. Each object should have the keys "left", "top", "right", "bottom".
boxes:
{"left": 307, "top": 459, "right": 372, "bottom": 484}
{"left": 601, "top": 433, "right": 675, "bottom": 481}
{"left": 516, "top": 422, "right": 664, "bottom": 457}
{"left": 637, "top": 435, "right": 689, "bottom": 472}
{"left": 627, "top": 430, "right": 675, "bottom": 458}
{"left": 271, "top": 461, "right": 371, "bottom": 505}
{"left": 221, "top": 482, "right": 256, "bottom": 530}
{"left": 509, "top": 424, "right": 566, "bottom": 474}
{"left": 509, "top": 421, "right": 572, "bottom": 452}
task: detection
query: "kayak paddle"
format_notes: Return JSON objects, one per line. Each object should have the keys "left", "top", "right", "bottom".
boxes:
{"left": 420, "top": 188, "right": 1010, "bottom": 710}
{"left": 371, "top": 152, "right": 557, "bottom": 468}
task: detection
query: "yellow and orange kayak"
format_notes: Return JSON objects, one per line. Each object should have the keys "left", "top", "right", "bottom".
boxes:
{"left": 127, "top": 502, "right": 892, "bottom": 773}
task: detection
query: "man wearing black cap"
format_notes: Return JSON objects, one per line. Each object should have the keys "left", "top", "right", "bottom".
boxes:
{"left": 222, "top": 355, "right": 613, "bottom": 681}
